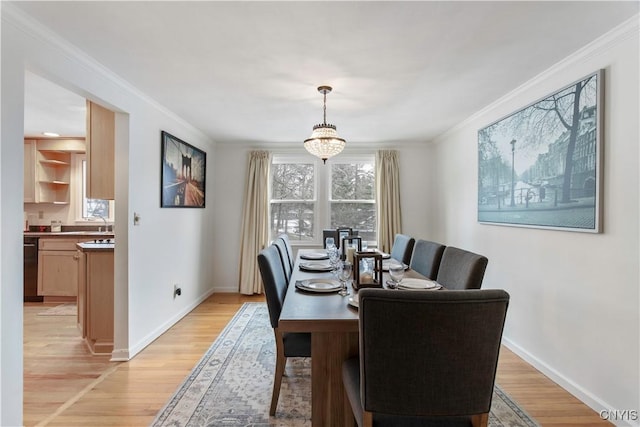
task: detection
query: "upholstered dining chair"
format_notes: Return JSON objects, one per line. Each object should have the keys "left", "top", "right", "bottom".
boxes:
{"left": 257, "top": 245, "right": 311, "bottom": 415}
{"left": 389, "top": 233, "right": 415, "bottom": 265}
{"left": 276, "top": 234, "right": 294, "bottom": 272}
{"left": 272, "top": 238, "right": 292, "bottom": 282}
{"left": 436, "top": 246, "right": 489, "bottom": 290}
{"left": 409, "top": 239, "right": 446, "bottom": 279}
{"left": 342, "top": 288, "right": 510, "bottom": 427}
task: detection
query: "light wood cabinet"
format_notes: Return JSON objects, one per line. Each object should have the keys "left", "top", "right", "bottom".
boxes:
{"left": 24, "top": 138, "right": 85, "bottom": 204}
{"left": 77, "top": 249, "right": 114, "bottom": 354}
{"left": 37, "top": 238, "right": 82, "bottom": 298}
{"left": 86, "top": 100, "right": 115, "bottom": 200}
{"left": 36, "top": 150, "right": 71, "bottom": 205}
{"left": 24, "top": 140, "right": 36, "bottom": 203}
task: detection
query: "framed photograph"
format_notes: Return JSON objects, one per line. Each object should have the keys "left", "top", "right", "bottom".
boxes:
{"left": 161, "top": 131, "right": 206, "bottom": 208}
{"left": 477, "top": 70, "right": 603, "bottom": 232}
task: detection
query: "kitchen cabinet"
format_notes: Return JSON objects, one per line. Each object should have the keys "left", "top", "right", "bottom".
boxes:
{"left": 37, "top": 238, "right": 82, "bottom": 300}
{"left": 36, "top": 149, "right": 71, "bottom": 204}
{"left": 77, "top": 244, "right": 114, "bottom": 355}
{"left": 86, "top": 100, "right": 115, "bottom": 200}
{"left": 24, "top": 140, "right": 36, "bottom": 203}
{"left": 24, "top": 138, "right": 85, "bottom": 204}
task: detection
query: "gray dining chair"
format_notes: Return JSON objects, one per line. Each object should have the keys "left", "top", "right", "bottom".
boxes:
{"left": 409, "top": 239, "right": 446, "bottom": 279}
{"left": 276, "top": 234, "right": 294, "bottom": 272}
{"left": 342, "top": 288, "right": 510, "bottom": 427}
{"left": 272, "top": 238, "right": 292, "bottom": 282}
{"left": 389, "top": 234, "right": 415, "bottom": 265}
{"left": 257, "top": 245, "right": 311, "bottom": 415}
{"left": 436, "top": 246, "right": 489, "bottom": 290}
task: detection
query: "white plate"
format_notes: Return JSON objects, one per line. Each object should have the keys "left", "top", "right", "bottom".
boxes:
{"left": 300, "top": 252, "right": 329, "bottom": 260}
{"left": 382, "top": 260, "right": 409, "bottom": 271}
{"left": 299, "top": 262, "right": 333, "bottom": 272}
{"left": 377, "top": 251, "right": 391, "bottom": 259}
{"left": 295, "top": 279, "right": 341, "bottom": 293}
{"left": 347, "top": 295, "right": 359, "bottom": 308}
{"left": 397, "top": 278, "right": 441, "bottom": 290}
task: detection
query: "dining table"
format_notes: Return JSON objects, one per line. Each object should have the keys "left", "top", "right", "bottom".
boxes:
{"left": 278, "top": 248, "right": 434, "bottom": 427}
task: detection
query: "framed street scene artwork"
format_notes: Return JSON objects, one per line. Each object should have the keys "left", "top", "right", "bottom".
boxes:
{"left": 477, "top": 70, "right": 603, "bottom": 233}
{"left": 161, "top": 131, "right": 206, "bottom": 208}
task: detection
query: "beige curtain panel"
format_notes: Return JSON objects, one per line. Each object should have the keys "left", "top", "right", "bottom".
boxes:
{"left": 238, "top": 150, "right": 271, "bottom": 295}
{"left": 376, "top": 150, "right": 402, "bottom": 254}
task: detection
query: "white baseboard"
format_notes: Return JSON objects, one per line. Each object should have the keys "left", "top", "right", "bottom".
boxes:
{"left": 503, "top": 337, "right": 639, "bottom": 427}
{"left": 124, "top": 288, "right": 216, "bottom": 360}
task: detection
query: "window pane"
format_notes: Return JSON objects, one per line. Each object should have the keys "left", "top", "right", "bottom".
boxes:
{"left": 330, "top": 202, "right": 376, "bottom": 242}
{"left": 331, "top": 163, "right": 375, "bottom": 200}
{"left": 82, "top": 160, "right": 110, "bottom": 219}
{"left": 272, "top": 163, "right": 314, "bottom": 200}
{"left": 270, "top": 202, "right": 315, "bottom": 241}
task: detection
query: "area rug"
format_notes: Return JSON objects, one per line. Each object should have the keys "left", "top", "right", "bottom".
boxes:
{"left": 152, "top": 303, "right": 539, "bottom": 427}
{"left": 37, "top": 303, "right": 77, "bottom": 316}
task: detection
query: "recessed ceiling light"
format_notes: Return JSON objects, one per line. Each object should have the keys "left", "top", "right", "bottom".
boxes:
{"left": 42, "top": 132, "right": 60, "bottom": 137}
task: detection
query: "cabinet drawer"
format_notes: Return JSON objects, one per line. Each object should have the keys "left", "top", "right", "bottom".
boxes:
{"left": 39, "top": 238, "right": 79, "bottom": 251}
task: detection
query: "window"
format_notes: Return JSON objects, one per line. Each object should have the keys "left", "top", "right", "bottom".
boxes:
{"left": 73, "top": 153, "right": 113, "bottom": 222}
{"left": 81, "top": 159, "right": 110, "bottom": 219}
{"left": 329, "top": 160, "right": 376, "bottom": 243}
{"left": 270, "top": 154, "right": 376, "bottom": 245}
{"left": 270, "top": 159, "right": 316, "bottom": 242}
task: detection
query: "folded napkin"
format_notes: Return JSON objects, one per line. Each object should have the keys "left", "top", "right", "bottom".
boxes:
{"left": 398, "top": 278, "right": 441, "bottom": 290}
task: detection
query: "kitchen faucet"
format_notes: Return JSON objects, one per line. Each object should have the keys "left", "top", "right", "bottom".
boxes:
{"left": 94, "top": 215, "right": 109, "bottom": 232}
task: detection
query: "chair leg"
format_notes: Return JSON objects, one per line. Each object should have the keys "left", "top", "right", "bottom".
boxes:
{"left": 471, "top": 412, "right": 489, "bottom": 427}
{"left": 363, "top": 410, "right": 373, "bottom": 427}
{"left": 270, "top": 330, "right": 286, "bottom": 416}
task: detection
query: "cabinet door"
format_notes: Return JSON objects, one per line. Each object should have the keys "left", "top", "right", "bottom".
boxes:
{"left": 24, "top": 140, "right": 36, "bottom": 203}
{"left": 86, "top": 100, "right": 115, "bottom": 199}
{"left": 38, "top": 250, "right": 79, "bottom": 296}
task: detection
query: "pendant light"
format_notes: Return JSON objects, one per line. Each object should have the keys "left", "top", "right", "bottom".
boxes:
{"left": 303, "top": 86, "right": 346, "bottom": 163}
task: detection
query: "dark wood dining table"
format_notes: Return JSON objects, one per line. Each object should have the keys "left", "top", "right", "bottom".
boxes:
{"left": 278, "top": 248, "right": 429, "bottom": 427}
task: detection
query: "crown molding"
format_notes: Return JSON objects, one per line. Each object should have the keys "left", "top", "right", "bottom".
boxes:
{"left": 2, "top": 2, "right": 212, "bottom": 144}
{"left": 432, "top": 13, "right": 639, "bottom": 145}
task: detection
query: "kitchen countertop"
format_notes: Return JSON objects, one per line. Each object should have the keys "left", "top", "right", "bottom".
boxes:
{"left": 76, "top": 241, "right": 115, "bottom": 252}
{"left": 24, "top": 231, "right": 114, "bottom": 239}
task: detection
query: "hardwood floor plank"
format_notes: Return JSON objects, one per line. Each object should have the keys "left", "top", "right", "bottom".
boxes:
{"left": 24, "top": 294, "right": 608, "bottom": 426}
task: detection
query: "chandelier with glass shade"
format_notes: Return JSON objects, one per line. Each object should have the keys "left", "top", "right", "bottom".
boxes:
{"left": 303, "top": 86, "right": 346, "bottom": 163}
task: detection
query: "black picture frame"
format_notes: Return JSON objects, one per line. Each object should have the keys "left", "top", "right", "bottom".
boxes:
{"left": 477, "top": 70, "right": 603, "bottom": 233}
{"left": 161, "top": 131, "right": 206, "bottom": 208}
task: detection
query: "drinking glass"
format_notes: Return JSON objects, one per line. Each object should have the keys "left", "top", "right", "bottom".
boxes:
{"left": 387, "top": 262, "right": 405, "bottom": 289}
{"left": 361, "top": 240, "right": 368, "bottom": 252}
{"left": 325, "top": 237, "right": 335, "bottom": 250}
{"left": 339, "top": 261, "right": 352, "bottom": 296}
{"left": 328, "top": 246, "right": 341, "bottom": 278}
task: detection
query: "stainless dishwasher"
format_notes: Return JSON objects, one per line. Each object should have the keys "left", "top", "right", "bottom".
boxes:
{"left": 23, "top": 237, "right": 42, "bottom": 302}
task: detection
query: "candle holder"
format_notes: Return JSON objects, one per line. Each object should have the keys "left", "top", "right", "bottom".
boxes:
{"left": 341, "top": 235, "right": 362, "bottom": 262}
{"left": 353, "top": 251, "right": 383, "bottom": 290}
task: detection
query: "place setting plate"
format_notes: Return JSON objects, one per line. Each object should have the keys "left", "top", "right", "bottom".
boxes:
{"left": 300, "top": 251, "right": 329, "bottom": 261}
{"left": 382, "top": 260, "right": 409, "bottom": 271}
{"left": 295, "top": 279, "right": 342, "bottom": 293}
{"left": 347, "top": 293, "right": 359, "bottom": 309}
{"left": 397, "top": 278, "right": 442, "bottom": 290}
{"left": 299, "top": 261, "right": 333, "bottom": 272}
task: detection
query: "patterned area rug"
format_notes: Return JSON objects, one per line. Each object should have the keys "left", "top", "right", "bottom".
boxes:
{"left": 152, "top": 303, "right": 539, "bottom": 427}
{"left": 37, "top": 303, "right": 77, "bottom": 316}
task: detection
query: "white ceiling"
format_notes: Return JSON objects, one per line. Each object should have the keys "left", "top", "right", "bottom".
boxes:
{"left": 18, "top": 1, "right": 638, "bottom": 145}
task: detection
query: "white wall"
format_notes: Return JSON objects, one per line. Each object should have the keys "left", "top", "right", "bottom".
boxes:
{"left": 431, "top": 19, "right": 639, "bottom": 421}
{"left": 1, "top": 5, "right": 217, "bottom": 424}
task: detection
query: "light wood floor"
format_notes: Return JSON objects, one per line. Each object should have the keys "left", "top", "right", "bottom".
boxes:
{"left": 24, "top": 293, "right": 609, "bottom": 426}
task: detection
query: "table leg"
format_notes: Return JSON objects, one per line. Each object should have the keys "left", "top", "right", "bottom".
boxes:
{"left": 311, "top": 331, "right": 359, "bottom": 427}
